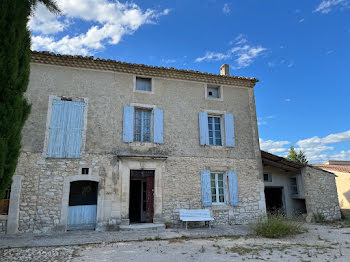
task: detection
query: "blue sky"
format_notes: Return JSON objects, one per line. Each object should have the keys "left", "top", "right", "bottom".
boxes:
{"left": 29, "top": 0, "right": 350, "bottom": 163}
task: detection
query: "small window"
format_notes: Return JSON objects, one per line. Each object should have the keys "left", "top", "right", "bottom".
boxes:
{"left": 136, "top": 77, "right": 152, "bottom": 92}
{"left": 211, "top": 173, "right": 225, "bottom": 204}
{"left": 289, "top": 177, "right": 298, "bottom": 195}
{"left": 263, "top": 173, "right": 272, "bottom": 182}
{"left": 134, "top": 108, "right": 152, "bottom": 142}
{"left": 208, "top": 116, "right": 222, "bottom": 146}
{"left": 82, "top": 168, "right": 89, "bottom": 175}
{"left": 207, "top": 85, "right": 220, "bottom": 98}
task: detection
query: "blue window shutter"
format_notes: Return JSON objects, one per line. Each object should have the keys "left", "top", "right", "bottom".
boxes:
{"left": 153, "top": 108, "right": 163, "bottom": 144}
{"left": 228, "top": 170, "right": 239, "bottom": 206}
{"left": 47, "top": 100, "right": 67, "bottom": 158}
{"left": 123, "top": 106, "right": 134, "bottom": 142}
{"left": 201, "top": 170, "right": 212, "bottom": 207}
{"left": 225, "top": 114, "right": 235, "bottom": 147}
{"left": 65, "top": 101, "right": 85, "bottom": 158}
{"left": 199, "top": 112, "right": 209, "bottom": 145}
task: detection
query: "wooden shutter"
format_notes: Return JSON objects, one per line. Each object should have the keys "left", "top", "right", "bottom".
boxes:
{"left": 47, "top": 100, "right": 66, "bottom": 157}
{"left": 153, "top": 108, "right": 164, "bottom": 144}
{"left": 199, "top": 112, "right": 209, "bottom": 145}
{"left": 228, "top": 170, "right": 239, "bottom": 206}
{"left": 123, "top": 106, "right": 134, "bottom": 142}
{"left": 224, "top": 113, "right": 235, "bottom": 147}
{"left": 201, "top": 170, "right": 212, "bottom": 207}
{"left": 65, "top": 101, "right": 85, "bottom": 158}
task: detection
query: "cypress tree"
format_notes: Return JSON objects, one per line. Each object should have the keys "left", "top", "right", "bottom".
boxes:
{"left": 0, "top": 0, "right": 59, "bottom": 198}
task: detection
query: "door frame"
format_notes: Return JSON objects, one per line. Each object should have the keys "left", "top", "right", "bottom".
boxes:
{"left": 118, "top": 156, "right": 166, "bottom": 224}
{"left": 60, "top": 175, "right": 104, "bottom": 231}
{"left": 264, "top": 186, "right": 286, "bottom": 214}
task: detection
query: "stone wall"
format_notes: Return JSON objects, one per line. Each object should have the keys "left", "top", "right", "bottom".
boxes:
{"left": 163, "top": 157, "right": 266, "bottom": 225}
{"left": 302, "top": 166, "right": 341, "bottom": 221}
{"left": 0, "top": 216, "right": 7, "bottom": 234}
{"left": 15, "top": 152, "right": 118, "bottom": 234}
{"left": 14, "top": 151, "right": 265, "bottom": 233}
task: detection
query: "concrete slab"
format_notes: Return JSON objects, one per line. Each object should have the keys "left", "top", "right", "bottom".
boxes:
{"left": 119, "top": 223, "right": 165, "bottom": 231}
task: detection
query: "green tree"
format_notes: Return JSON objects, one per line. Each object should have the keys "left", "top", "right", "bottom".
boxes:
{"left": 286, "top": 146, "right": 308, "bottom": 164}
{"left": 0, "top": 0, "right": 60, "bottom": 198}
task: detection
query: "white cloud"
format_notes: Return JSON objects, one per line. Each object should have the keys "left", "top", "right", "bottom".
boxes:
{"left": 30, "top": 0, "right": 170, "bottom": 55}
{"left": 260, "top": 139, "right": 290, "bottom": 154}
{"left": 195, "top": 35, "right": 266, "bottom": 69}
{"left": 260, "top": 130, "right": 350, "bottom": 163}
{"left": 285, "top": 98, "right": 291, "bottom": 102}
{"left": 314, "top": 0, "right": 350, "bottom": 14}
{"left": 299, "top": 18, "right": 305, "bottom": 23}
{"left": 222, "top": 3, "right": 231, "bottom": 14}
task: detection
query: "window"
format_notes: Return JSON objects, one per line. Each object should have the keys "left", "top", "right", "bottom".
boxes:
{"left": 264, "top": 173, "right": 272, "bottom": 182}
{"left": 208, "top": 116, "right": 222, "bottom": 146}
{"left": 0, "top": 188, "right": 11, "bottom": 215}
{"left": 207, "top": 85, "right": 220, "bottom": 98}
{"left": 47, "top": 98, "right": 85, "bottom": 158}
{"left": 134, "top": 108, "right": 152, "bottom": 142}
{"left": 210, "top": 173, "right": 225, "bottom": 204}
{"left": 136, "top": 77, "right": 152, "bottom": 92}
{"left": 82, "top": 168, "right": 89, "bottom": 175}
{"left": 289, "top": 177, "right": 298, "bottom": 195}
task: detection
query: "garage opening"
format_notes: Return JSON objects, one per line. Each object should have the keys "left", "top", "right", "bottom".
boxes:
{"left": 129, "top": 170, "right": 154, "bottom": 223}
{"left": 67, "top": 181, "right": 98, "bottom": 230}
{"left": 265, "top": 187, "right": 284, "bottom": 214}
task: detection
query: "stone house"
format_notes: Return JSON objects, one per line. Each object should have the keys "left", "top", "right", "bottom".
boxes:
{"left": 0, "top": 51, "right": 341, "bottom": 234}
{"left": 313, "top": 161, "right": 350, "bottom": 218}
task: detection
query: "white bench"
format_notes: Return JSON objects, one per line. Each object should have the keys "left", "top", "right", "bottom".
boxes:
{"left": 179, "top": 209, "right": 214, "bottom": 230}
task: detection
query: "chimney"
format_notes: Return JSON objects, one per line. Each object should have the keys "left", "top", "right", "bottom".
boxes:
{"left": 220, "top": 64, "right": 229, "bottom": 76}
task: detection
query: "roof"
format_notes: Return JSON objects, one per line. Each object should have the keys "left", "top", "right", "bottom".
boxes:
{"left": 31, "top": 51, "right": 259, "bottom": 87}
{"left": 261, "top": 150, "right": 305, "bottom": 172}
{"left": 312, "top": 165, "right": 350, "bottom": 174}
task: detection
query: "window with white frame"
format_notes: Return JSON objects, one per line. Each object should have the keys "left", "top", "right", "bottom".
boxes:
{"left": 263, "top": 173, "right": 272, "bottom": 182}
{"left": 136, "top": 77, "right": 152, "bottom": 92}
{"left": 210, "top": 172, "right": 225, "bottom": 204}
{"left": 134, "top": 108, "right": 152, "bottom": 142}
{"left": 208, "top": 116, "right": 222, "bottom": 146}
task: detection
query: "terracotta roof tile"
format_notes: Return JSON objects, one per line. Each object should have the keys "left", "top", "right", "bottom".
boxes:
{"left": 312, "top": 165, "right": 350, "bottom": 174}
{"left": 31, "top": 51, "right": 259, "bottom": 87}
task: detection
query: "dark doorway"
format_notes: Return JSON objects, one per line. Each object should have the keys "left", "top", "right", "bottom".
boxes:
{"left": 265, "top": 187, "right": 284, "bottom": 214}
{"left": 67, "top": 181, "right": 98, "bottom": 230}
{"left": 129, "top": 170, "right": 154, "bottom": 223}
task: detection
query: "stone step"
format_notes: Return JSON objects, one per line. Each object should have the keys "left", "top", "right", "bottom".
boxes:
{"left": 119, "top": 223, "right": 165, "bottom": 231}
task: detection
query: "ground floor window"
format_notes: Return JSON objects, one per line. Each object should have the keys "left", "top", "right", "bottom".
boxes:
{"left": 210, "top": 173, "right": 224, "bottom": 204}
{"left": 0, "top": 189, "right": 11, "bottom": 215}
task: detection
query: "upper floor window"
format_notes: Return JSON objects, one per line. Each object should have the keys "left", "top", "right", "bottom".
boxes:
{"left": 46, "top": 97, "right": 86, "bottom": 158}
{"left": 211, "top": 172, "right": 224, "bottom": 204}
{"left": 123, "top": 105, "right": 163, "bottom": 144}
{"left": 199, "top": 112, "right": 235, "bottom": 147}
{"left": 207, "top": 85, "right": 220, "bottom": 98}
{"left": 134, "top": 109, "right": 152, "bottom": 142}
{"left": 208, "top": 116, "right": 222, "bottom": 146}
{"left": 136, "top": 77, "right": 152, "bottom": 92}
{"left": 289, "top": 177, "right": 298, "bottom": 195}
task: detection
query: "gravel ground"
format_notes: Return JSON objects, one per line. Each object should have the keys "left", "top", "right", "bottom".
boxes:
{"left": 1, "top": 224, "right": 350, "bottom": 262}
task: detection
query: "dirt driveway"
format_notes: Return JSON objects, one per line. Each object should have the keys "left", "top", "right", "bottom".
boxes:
{"left": 1, "top": 224, "right": 350, "bottom": 261}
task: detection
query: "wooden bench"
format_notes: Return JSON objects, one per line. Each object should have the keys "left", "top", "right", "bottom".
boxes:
{"left": 179, "top": 209, "right": 214, "bottom": 230}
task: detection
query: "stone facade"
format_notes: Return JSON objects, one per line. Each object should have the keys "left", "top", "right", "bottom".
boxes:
{"left": 4, "top": 56, "right": 266, "bottom": 234}
{"left": 302, "top": 166, "right": 341, "bottom": 221}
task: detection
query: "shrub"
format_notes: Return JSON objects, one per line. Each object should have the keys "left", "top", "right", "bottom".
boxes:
{"left": 313, "top": 213, "right": 326, "bottom": 223}
{"left": 252, "top": 212, "right": 306, "bottom": 238}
